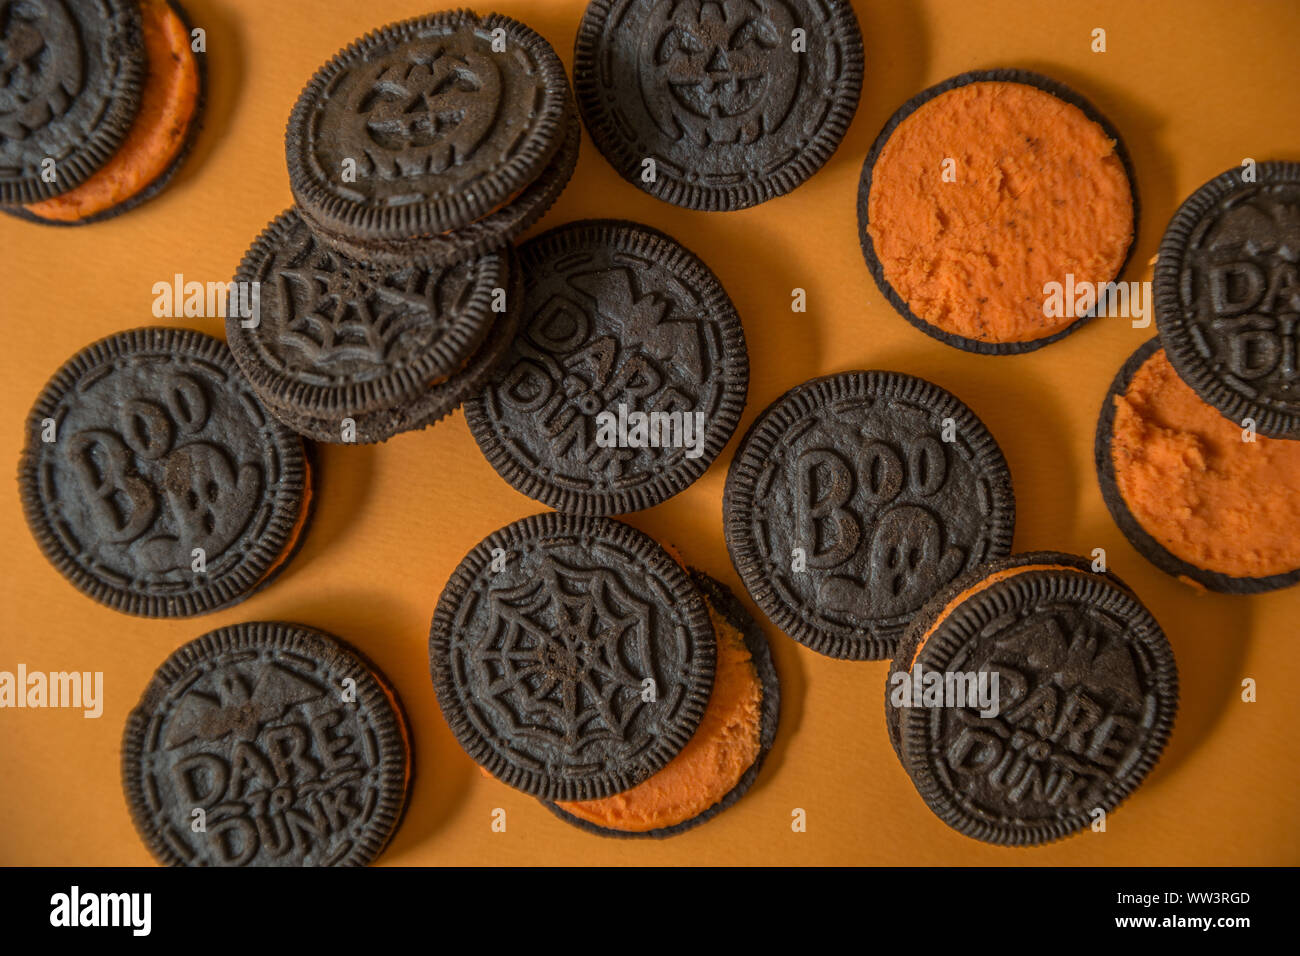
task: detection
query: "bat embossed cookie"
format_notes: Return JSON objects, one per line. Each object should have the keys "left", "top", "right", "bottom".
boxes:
{"left": 886, "top": 552, "right": 1178, "bottom": 845}
{"left": 122, "top": 621, "right": 412, "bottom": 866}
{"left": 286, "top": 10, "right": 577, "bottom": 266}
{"left": 725, "top": 370, "right": 1015, "bottom": 659}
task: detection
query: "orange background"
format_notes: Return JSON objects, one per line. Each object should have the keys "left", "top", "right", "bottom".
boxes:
{"left": 2, "top": 0, "right": 1298, "bottom": 866}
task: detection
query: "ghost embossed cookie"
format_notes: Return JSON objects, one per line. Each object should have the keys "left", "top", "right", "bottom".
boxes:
{"left": 886, "top": 552, "right": 1178, "bottom": 845}
{"left": 2, "top": 0, "right": 205, "bottom": 224}
{"left": 464, "top": 219, "right": 748, "bottom": 514}
{"left": 227, "top": 207, "right": 522, "bottom": 444}
{"left": 18, "top": 328, "right": 312, "bottom": 617}
{"left": 724, "top": 370, "right": 1015, "bottom": 660}
{"left": 429, "top": 512, "right": 716, "bottom": 800}
{"left": 122, "top": 621, "right": 412, "bottom": 866}
{"left": 574, "top": 0, "right": 863, "bottom": 210}
{"left": 285, "top": 10, "right": 575, "bottom": 266}
{"left": 1153, "top": 162, "right": 1300, "bottom": 439}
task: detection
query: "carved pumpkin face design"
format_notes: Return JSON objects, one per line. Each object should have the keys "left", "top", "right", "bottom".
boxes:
{"left": 641, "top": 0, "right": 798, "bottom": 146}
{"left": 342, "top": 42, "right": 503, "bottom": 180}
{"left": 0, "top": 0, "right": 84, "bottom": 141}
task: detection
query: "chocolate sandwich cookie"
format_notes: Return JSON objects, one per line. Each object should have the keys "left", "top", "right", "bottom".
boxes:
{"left": 313, "top": 105, "right": 582, "bottom": 268}
{"left": 18, "top": 328, "right": 312, "bottom": 617}
{"left": 1153, "top": 162, "right": 1300, "bottom": 439}
{"left": 724, "top": 370, "right": 1015, "bottom": 660}
{"left": 227, "top": 206, "right": 513, "bottom": 442}
{"left": 260, "top": 256, "right": 525, "bottom": 445}
{"left": 429, "top": 512, "right": 716, "bottom": 801}
{"left": 858, "top": 70, "right": 1138, "bottom": 353}
{"left": 286, "top": 10, "right": 571, "bottom": 266}
{"left": 886, "top": 552, "right": 1178, "bottom": 846}
{"left": 4, "top": 0, "right": 205, "bottom": 224}
{"left": 123, "top": 621, "right": 412, "bottom": 866}
{"left": 464, "top": 219, "right": 748, "bottom": 514}
{"left": 1096, "top": 337, "right": 1300, "bottom": 593}
{"left": 574, "top": 0, "right": 863, "bottom": 211}
{"left": 548, "top": 568, "right": 779, "bottom": 838}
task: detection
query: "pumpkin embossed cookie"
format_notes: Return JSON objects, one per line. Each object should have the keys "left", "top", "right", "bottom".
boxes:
{"left": 123, "top": 622, "right": 412, "bottom": 866}
{"left": 286, "top": 9, "right": 577, "bottom": 266}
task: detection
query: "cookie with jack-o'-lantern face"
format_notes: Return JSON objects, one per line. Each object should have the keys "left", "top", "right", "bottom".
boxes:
{"left": 575, "top": 0, "right": 863, "bottom": 210}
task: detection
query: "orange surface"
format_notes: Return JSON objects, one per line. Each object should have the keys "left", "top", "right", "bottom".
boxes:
{"left": 1, "top": 0, "right": 1298, "bottom": 867}
{"left": 555, "top": 604, "right": 764, "bottom": 832}
{"left": 24, "top": 0, "right": 201, "bottom": 222}
{"left": 866, "top": 80, "right": 1133, "bottom": 343}
{"left": 1111, "top": 347, "right": 1300, "bottom": 579}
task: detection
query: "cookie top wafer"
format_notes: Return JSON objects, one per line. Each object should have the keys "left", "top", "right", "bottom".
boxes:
{"left": 574, "top": 0, "right": 863, "bottom": 210}
{"left": 18, "top": 328, "right": 310, "bottom": 617}
{"left": 0, "top": 0, "right": 145, "bottom": 204}
{"left": 122, "top": 621, "right": 412, "bottom": 866}
{"left": 464, "top": 219, "right": 748, "bottom": 514}
{"left": 227, "top": 207, "right": 508, "bottom": 418}
{"left": 429, "top": 512, "right": 716, "bottom": 801}
{"left": 886, "top": 552, "right": 1178, "bottom": 846}
{"left": 1153, "top": 161, "right": 1300, "bottom": 439}
{"left": 286, "top": 10, "right": 570, "bottom": 246}
{"left": 724, "top": 370, "right": 1015, "bottom": 660}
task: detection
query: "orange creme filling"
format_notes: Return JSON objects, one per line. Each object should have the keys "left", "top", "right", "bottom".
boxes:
{"left": 1109, "top": 347, "right": 1300, "bottom": 579}
{"left": 24, "top": 0, "right": 200, "bottom": 221}
{"left": 866, "top": 81, "right": 1133, "bottom": 343}
{"left": 909, "top": 563, "right": 1082, "bottom": 670}
{"left": 553, "top": 603, "right": 764, "bottom": 832}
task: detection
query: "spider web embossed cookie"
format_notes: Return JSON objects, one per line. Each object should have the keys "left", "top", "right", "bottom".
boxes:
{"left": 228, "top": 207, "right": 508, "bottom": 427}
{"left": 429, "top": 513, "right": 716, "bottom": 800}
{"left": 574, "top": 0, "right": 863, "bottom": 210}
{"left": 464, "top": 219, "right": 748, "bottom": 514}
{"left": 886, "top": 553, "right": 1179, "bottom": 846}
{"left": 1154, "top": 162, "right": 1300, "bottom": 439}
{"left": 0, "top": 0, "right": 144, "bottom": 204}
{"left": 19, "top": 328, "right": 312, "bottom": 617}
{"left": 286, "top": 10, "right": 570, "bottom": 260}
{"left": 724, "top": 371, "right": 1015, "bottom": 660}
{"left": 123, "top": 622, "right": 412, "bottom": 866}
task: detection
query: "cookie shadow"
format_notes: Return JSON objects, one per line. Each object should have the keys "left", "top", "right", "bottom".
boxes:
{"left": 266, "top": 587, "right": 475, "bottom": 855}
{"left": 267, "top": 441, "right": 376, "bottom": 587}
{"left": 669, "top": 212, "right": 827, "bottom": 428}
{"left": 1005, "top": 59, "right": 1179, "bottom": 273}
{"left": 831, "top": 0, "right": 930, "bottom": 175}
{"left": 1077, "top": 512, "right": 1252, "bottom": 784}
{"left": 165, "top": 0, "right": 244, "bottom": 193}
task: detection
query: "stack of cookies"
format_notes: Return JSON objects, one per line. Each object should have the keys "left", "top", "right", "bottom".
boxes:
{"left": 226, "top": 10, "right": 580, "bottom": 444}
